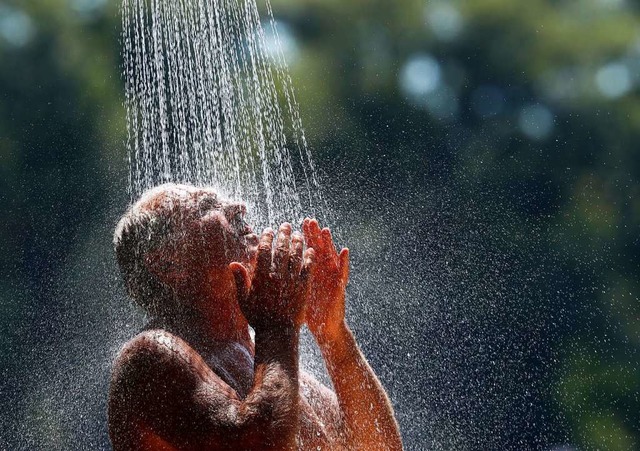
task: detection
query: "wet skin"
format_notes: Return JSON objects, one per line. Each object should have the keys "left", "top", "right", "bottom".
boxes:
{"left": 109, "top": 185, "right": 403, "bottom": 450}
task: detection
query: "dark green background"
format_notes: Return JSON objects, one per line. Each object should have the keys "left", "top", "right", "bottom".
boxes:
{"left": 1, "top": 0, "right": 638, "bottom": 449}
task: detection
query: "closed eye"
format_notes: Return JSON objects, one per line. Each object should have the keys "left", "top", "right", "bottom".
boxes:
{"left": 198, "top": 195, "right": 221, "bottom": 216}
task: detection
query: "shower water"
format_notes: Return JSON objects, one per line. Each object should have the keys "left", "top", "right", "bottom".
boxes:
{"left": 121, "top": 0, "right": 325, "bottom": 229}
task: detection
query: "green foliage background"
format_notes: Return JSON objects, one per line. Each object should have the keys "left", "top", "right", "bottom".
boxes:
{"left": 1, "top": 0, "right": 638, "bottom": 449}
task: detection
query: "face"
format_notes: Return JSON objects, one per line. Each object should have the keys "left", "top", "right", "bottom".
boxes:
{"left": 190, "top": 188, "right": 259, "bottom": 268}
{"left": 145, "top": 185, "right": 259, "bottom": 276}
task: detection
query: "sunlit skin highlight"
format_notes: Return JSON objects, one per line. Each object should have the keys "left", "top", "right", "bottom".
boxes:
{"left": 109, "top": 184, "right": 403, "bottom": 450}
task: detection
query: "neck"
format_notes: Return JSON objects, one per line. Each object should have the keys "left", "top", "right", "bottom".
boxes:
{"left": 154, "top": 268, "right": 252, "bottom": 351}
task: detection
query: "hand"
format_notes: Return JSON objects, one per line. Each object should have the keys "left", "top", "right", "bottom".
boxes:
{"left": 302, "top": 219, "right": 350, "bottom": 342}
{"left": 230, "top": 224, "right": 314, "bottom": 332}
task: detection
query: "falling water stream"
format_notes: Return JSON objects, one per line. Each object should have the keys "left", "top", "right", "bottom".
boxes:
{"left": 122, "top": 0, "right": 324, "bottom": 229}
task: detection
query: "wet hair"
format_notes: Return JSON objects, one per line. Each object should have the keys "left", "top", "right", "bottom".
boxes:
{"left": 113, "top": 185, "right": 183, "bottom": 317}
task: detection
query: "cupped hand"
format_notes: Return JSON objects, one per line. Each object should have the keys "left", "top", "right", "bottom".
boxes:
{"left": 302, "top": 218, "right": 349, "bottom": 342}
{"left": 229, "top": 224, "right": 314, "bottom": 332}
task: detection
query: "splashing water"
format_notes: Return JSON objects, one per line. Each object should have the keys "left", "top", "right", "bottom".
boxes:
{"left": 121, "top": 0, "right": 324, "bottom": 229}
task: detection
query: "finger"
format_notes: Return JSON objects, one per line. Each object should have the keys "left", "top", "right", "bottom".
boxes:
{"left": 300, "top": 247, "right": 316, "bottom": 282}
{"left": 274, "top": 223, "right": 292, "bottom": 278}
{"left": 289, "top": 232, "right": 304, "bottom": 276}
{"left": 229, "top": 262, "right": 250, "bottom": 301}
{"left": 303, "top": 218, "right": 321, "bottom": 250}
{"left": 321, "top": 227, "right": 338, "bottom": 262}
{"left": 256, "top": 228, "right": 274, "bottom": 278}
{"left": 339, "top": 248, "right": 350, "bottom": 286}
{"left": 309, "top": 219, "right": 321, "bottom": 235}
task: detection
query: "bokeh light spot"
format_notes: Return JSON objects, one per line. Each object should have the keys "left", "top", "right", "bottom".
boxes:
{"left": 0, "top": 6, "right": 35, "bottom": 48}
{"left": 539, "top": 67, "right": 586, "bottom": 102}
{"left": 425, "top": 3, "right": 464, "bottom": 42}
{"left": 595, "top": 62, "right": 633, "bottom": 99}
{"left": 518, "top": 104, "right": 554, "bottom": 141}
{"left": 399, "top": 54, "right": 442, "bottom": 98}
{"left": 594, "top": 0, "right": 626, "bottom": 10}
{"left": 70, "top": 0, "right": 108, "bottom": 18}
{"left": 399, "top": 54, "right": 459, "bottom": 119}
{"left": 262, "top": 20, "right": 299, "bottom": 65}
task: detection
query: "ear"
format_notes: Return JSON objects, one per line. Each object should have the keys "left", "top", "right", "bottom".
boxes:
{"left": 145, "top": 248, "right": 187, "bottom": 286}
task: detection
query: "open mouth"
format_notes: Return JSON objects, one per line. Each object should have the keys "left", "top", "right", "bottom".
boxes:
{"left": 231, "top": 211, "right": 253, "bottom": 236}
{"left": 240, "top": 220, "right": 253, "bottom": 236}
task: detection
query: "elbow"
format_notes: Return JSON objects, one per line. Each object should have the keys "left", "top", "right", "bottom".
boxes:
{"left": 226, "top": 360, "right": 300, "bottom": 448}
{"left": 231, "top": 390, "right": 300, "bottom": 449}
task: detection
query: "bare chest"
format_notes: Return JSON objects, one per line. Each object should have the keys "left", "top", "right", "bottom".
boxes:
{"left": 202, "top": 343, "right": 255, "bottom": 398}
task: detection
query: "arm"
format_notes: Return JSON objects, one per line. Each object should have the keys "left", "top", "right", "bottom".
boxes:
{"left": 303, "top": 219, "right": 403, "bottom": 451}
{"left": 229, "top": 224, "right": 313, "bottom": 448}
{"left": 318, "top": 322, "right": 402, "bottom": 451}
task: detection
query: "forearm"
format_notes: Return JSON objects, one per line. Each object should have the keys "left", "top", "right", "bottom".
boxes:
{"left": 237, "top": 326, "right": 300, "bottom": 449}
{"left": 318, "top": 321, "right": 403, "bottom": 451}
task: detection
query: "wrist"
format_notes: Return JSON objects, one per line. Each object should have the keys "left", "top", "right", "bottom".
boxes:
{"left": 254, "top": 325, "right": 300, "bottom": 364}
{"left": 253, "top": 318, "right": 299, "bottom": 335}
{"left": 316, "top": 320, "right": 356, "bottom": 372}
{"left": 314, "top": 319, "right": 349, "bottom": 348}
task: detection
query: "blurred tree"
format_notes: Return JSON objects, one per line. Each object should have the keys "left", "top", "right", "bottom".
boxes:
{"left": 1, "top": 0, "right": 638, "bottom": 449}
{"left": 0, "top": 0, "right": 126, "bottom": 445}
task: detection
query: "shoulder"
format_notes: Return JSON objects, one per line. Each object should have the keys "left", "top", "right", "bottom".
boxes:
{"left": 118, "top": 329, "right": 193, "bottom": 357}
{"left": 300, "top": 371, "right": 337, "bottom": 404}
{"left": 108, "top": 330, "right": 191, "bottom": 444}
{"left": 114, "top": 330, "right": 187, "bottom": 364}
{"left": 298, "top": 372, "right": 345, "bottom": 446}
{"left": 110, "top": 329, "right": 237, "bottom": 401}
{"left": 299, "top": 371, "right": 341, "bottom": 421}
{"left": 108, "top": 332, "right": 235, "bottom": 449}
{"left": 109, "top": 331, "right": 257, "bottom": 450}
{"left": 109, "top": 330, "right": 213, "bottom": 431}
{"left": 110, "top": 330, "right": 209, "bottom": 399}
{"left": 113, "top": 330, "right": 186, "bottom": 374}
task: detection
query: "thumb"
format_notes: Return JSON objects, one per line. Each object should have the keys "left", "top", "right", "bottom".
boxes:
{"left": 229, "top": 262, "right": 250, "bottom": 301}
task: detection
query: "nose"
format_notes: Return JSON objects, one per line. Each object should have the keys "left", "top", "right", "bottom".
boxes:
{"left": 223, "top": 202, "right": 246, "bottom": 218}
